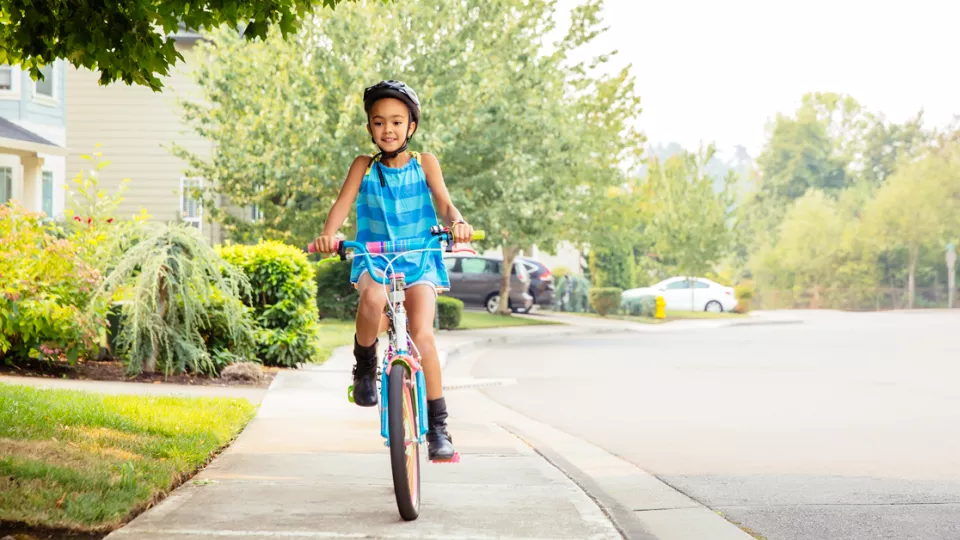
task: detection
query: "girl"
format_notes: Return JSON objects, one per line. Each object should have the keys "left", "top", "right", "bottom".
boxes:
{"left": 313, "top": 80, "right": 473, "bottom": 461}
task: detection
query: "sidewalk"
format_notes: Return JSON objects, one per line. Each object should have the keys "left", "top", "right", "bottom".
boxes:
{"left": 104, "top": 321, "right": 757, "bottom": 540}
{"left": 105, "top": 329, "right": 622, "bottom": 540}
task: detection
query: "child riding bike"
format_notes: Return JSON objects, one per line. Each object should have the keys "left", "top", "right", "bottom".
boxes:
{"left": 312, "top": 80, "right": 473, "bottom": 461}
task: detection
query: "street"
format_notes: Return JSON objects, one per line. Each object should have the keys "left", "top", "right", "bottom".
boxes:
{"left": 470, "top": 310, "right": 960, "bottom": 540}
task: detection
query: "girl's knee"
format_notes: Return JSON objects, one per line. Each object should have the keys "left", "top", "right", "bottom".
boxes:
{"left": 411, "top": 327, "right": 436, "bottom": 349}
{"left": 358, "top": 287, "right": 386, "bottom": 314}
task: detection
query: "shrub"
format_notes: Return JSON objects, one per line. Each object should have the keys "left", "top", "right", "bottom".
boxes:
{"left": 315, "top": 259, "right": 359, "bottom": 320}
{"left": 588, "top": 244, "right": 635, "bottom": 290}
{"left": 622, "top": 295, "right": 656, "bottom": 317}
{"left": 97, "top": 223, "right": 256, "bottom": 375}
{"left": 437, "top": 296, "right": 464, "bottom": 330}
{"left": 219, "top": 241, "right": 322, "bottom": 367}
{"left": 0, "top": 204, "right": 109, "bottom": 365}
{"left": 588, "top": 287, "right": 623, "bottom": 316}
{"left": 734, "top": 280, "right": 755, "bottom": 313}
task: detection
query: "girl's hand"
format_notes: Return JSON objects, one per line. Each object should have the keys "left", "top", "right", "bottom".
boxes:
{"left": 452, "top": 221, "right": 473, "bottom": 244}
{"left": 312, "top": 235, "right": 340, "bottom": 255}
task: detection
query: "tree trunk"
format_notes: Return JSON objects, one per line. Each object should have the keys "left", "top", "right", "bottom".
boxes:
{"left": 498, "top": 245, "right": 518, "bottom": 316}
{"left": 907, "top": 245, "right": 918, "bottom": 309}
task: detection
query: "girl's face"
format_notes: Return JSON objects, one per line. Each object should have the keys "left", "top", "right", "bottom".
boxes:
{"left": 367, "top": 98, "right": 416, "bottom": 153}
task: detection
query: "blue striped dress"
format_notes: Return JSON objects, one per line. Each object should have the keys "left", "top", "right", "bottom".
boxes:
{"left": 350, "top": 152, "right": 450, "bottom": 289}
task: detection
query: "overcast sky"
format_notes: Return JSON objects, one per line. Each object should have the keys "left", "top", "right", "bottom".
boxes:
{"left": 552, "top": 0, "right": 959, "bottom": 158}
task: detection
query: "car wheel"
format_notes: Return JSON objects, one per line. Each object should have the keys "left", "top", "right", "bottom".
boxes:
{"left": 705, "top": 300, "right": 723, "bottom": 313}
{"left": 485, "top": 293, "right": 501, "bottom": 314}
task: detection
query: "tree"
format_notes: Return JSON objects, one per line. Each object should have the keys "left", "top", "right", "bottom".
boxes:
{"left": 0, "top": 0, "right": 362, "bottom": 91}
{"left": 178, "top": 0, "right": 644, "bottom": 315}
{"left": 863, "top": 151, "right": 960, "bottom": 308}
{"left": 645, "top": 145, "right": 736, "bottom": 296}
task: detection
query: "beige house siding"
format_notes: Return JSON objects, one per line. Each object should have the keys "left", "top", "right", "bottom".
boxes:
{"left": 65, "top": 41, "right": 224, "bottom": 244}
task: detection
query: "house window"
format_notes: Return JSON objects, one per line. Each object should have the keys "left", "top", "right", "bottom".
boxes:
{"left": 0, "top": 64, "right": 19, "bottom": 96}
{"left": 180, "top": 177, "right": 203, "bottom": 232}
{"left": 0, "top": 65, "right": 13, "bottom": 91}
{"left": 34, "top": 64, "right": 55, "bottom": 100}
{"left": 0, "top": 167, "right": 12, "bottom": 204}
{"left": 42, "top": 171, "right": 54, "bottom": 217}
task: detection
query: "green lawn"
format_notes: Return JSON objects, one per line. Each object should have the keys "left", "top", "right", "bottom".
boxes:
{"left": 456, "top": 310, "right": 562, "bottom": 330}
{"left": 0, "top": 384, "right": 255, "bottom": 533}
{"left": 578, "top": 309, "right": 745, "bottom": 324}
{"left": 316, "top": 319, "right": 358, "bottom": 363}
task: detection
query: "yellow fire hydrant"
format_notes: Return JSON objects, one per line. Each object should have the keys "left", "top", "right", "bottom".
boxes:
{"left": 654, "top": 296, "right": 666, "bottom": 319}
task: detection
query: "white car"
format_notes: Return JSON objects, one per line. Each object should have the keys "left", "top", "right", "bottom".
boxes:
{"left": 622, "top": 277, "right": 737, "bottom": 313}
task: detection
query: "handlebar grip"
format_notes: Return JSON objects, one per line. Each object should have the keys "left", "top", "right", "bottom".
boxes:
{"left": 472, "top": 230, "right": 485, "bottom": 241}
{"left": 307, "top": 240, "right": 344, "bottom": 259}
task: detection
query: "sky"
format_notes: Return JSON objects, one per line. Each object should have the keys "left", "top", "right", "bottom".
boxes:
{"left": 552, "top": 0, "right": 960, "bottom": 159}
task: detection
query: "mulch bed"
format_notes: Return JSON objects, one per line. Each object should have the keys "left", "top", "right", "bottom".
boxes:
{"left": 0, "top": 359, "right": 279, "bottom": 389}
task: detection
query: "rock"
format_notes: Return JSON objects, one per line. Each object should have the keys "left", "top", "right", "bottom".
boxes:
{"left": 220, "top": 362, "right": 263, "bottom": 382}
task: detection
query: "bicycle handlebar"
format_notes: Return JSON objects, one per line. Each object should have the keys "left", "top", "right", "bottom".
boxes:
{"left": 307, "top": 227, "right": 486, "bottom": 285}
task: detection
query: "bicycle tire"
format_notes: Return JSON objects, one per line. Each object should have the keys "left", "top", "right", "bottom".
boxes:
{"left": 388, "top": 363, "right": 420, "bottom": 521}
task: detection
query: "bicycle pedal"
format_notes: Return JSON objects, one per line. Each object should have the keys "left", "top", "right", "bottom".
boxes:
{"left": 430, "top": 452, "right": 461, "bottom": 464}
{"left": 347, "top": 385, "right": 355, "bottom": 404}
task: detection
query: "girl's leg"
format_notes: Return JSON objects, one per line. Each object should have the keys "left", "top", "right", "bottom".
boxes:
{"left": 405, "top": 284, "right": 456, "bottom": 460}
{"left": 404, "top": 284, "right": 441, "bottom": 399}
{"left": 352, "top": 272, "right": 388, "bottom": 407}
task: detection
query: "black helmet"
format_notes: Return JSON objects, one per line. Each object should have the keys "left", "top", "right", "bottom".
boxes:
{"left": 363, "top": 80, "right": 421, "bottom": 127}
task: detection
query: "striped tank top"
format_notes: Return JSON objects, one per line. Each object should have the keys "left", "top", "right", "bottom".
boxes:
{"left": 350, "top": 151, "right": 450, "bottom": 289}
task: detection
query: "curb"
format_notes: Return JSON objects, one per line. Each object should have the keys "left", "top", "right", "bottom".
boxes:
{"left": 439, "top": 326, "right": 631, "bottom": 368}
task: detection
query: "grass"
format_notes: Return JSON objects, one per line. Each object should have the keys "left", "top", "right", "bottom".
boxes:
{"left": 456, "top": 310, "right": 562, "bottom": 330}
{"left": 316, "top": 319, "right": 358, "bottom": 362}
{"left": 0, "top": 384, "right": 255, "bottom": 533}
{"left": 575, "top": 309, "right": 745, "bottom": 324}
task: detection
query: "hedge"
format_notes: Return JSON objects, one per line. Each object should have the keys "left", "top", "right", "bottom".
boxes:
{"left": 588, "top": 287, "right": 623, "bottom": 316}
{"left": 218, "top": 241, "right": 322, "bottom": 367}
{"left": 437, "top": 296, "right": 464, "bottom": 330}
{"left": 622, "top": 295, "right": 656, "bottom": 317}
{"left": 315, "top": 259, "right": 359, "bottom": 320}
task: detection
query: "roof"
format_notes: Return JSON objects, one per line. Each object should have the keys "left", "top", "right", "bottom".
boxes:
{"left": 0, "top": 117, "right": 66, "bottom": 155}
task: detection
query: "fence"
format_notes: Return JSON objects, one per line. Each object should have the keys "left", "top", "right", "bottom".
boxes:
{"left": 753, "top": 287, "right": 960, "bottom": 311}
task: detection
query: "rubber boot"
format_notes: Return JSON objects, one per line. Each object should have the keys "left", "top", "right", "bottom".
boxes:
{"left": 427, "top": 397, "right": 456, "bottom": 461}
{"left": 352, "top": 335, "right": 378, "bottom": 407}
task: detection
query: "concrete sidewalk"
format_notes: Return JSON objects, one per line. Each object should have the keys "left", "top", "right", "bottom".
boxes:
{"left": 106, "top": 330, "right": 622, "bottom": 540}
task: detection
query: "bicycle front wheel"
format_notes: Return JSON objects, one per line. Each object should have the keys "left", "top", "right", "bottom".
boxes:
{"left": 388, "top": 363, "right": 420, "bottom": 521}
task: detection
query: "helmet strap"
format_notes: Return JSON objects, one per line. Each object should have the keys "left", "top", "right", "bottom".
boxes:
{"left": 370, "top": 125, "right": 414, "bottom": 187}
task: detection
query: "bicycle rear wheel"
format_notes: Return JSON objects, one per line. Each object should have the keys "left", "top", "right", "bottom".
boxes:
{"left": 388, "top": 363, "right": 420, "bottom": 521}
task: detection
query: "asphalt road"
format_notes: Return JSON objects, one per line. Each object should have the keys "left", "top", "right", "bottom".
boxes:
{"left": 472, "top": 310, "right": 960, "bottom": 540}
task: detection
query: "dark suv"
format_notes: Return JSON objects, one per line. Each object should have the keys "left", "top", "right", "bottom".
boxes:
{"left": 442, "top": 255, "right": 534, "bottom": 314}
{"left": 517, "top": 257, "right": 556, "bottom": 312}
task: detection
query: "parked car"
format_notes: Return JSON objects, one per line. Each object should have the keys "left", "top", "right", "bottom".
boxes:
{"left": 442, "top": 255, "right": 534, "bottom": 314}
{"left": 517, "top": 257, "right": 556, "bottom": 312}
{"left": 622, "top": 277, "right": 737, "bottom": 313}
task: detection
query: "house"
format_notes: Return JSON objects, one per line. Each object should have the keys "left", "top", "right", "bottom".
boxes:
{"left": 0, "top": 60, "right": 69, "bottom": 218}
{"left": 65, "top": 26, "right": 224, "bottom": 244}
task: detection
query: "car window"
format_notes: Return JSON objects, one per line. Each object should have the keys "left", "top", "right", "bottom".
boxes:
{"left": 514, "top": 262, "right": 529, "bottom": 280}
{"left": 460, "top": 258, "right": 488, "bottom": 274}
{"left": 443, "top": 257, "right": 459, "bottom": 272}
{"left": 522, "top": 261, "right": 538, "bottom": 274}
{"left": 666, "top": 279, "right": 690, "bottom": 290}
{"left": 488, "top": 260, "right": 502, "bottom": 275}
{"left": 693, "top": 281, "right": 710, "bottom": 289}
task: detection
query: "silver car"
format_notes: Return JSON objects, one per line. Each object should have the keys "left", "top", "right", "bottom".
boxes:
{"left": 442, "top": 255, "right": 534, "bottom": 314}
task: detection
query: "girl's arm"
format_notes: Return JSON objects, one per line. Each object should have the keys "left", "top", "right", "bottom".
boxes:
{"left": 320, "top": 156, "right": 371, "bottom": 237}
{"left": 421, "top": 152, "right": 473, "bottom": 242}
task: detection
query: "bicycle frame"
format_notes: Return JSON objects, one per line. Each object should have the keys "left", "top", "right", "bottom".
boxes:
{"left": 310, "top": 228, "right": 482, "bottom": 445}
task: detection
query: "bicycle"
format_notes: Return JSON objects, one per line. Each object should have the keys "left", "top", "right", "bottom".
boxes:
{"left": 309, "top": 225, "right": 484, "bottom": 521}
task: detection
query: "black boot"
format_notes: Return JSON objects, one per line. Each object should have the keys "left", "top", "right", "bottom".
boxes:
{"left": 352, "top": 335, "right": 378, "bottom": 407}
{"left": 427, "top": 397, "right": 456, "bottom": 461}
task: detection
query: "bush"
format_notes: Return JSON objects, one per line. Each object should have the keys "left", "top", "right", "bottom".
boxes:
{"left": 588, "top": 287, "right": 623, "bottom": 316}
{"left": 588, "top": 243, "right": 635, "bottom": 290}
{"left": 315, "top": 259, "right": 359, "bottom": 320}
{"left": 734, "top": 280, "right": 755, "bottom": 313}
{"left": 437, "top": 296, "right": 464, "bottom": 330}
{"left": 219, "top": 241, "right": 322, "bottom": 367}
{"left": 622, "top": 295, "right": 656, "bottom": 317}
{"left": 98, "top": 223, "right": 256, "bottom": 375}
{"left": 0, "top": 204, "right": 109, "bottom": 365}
